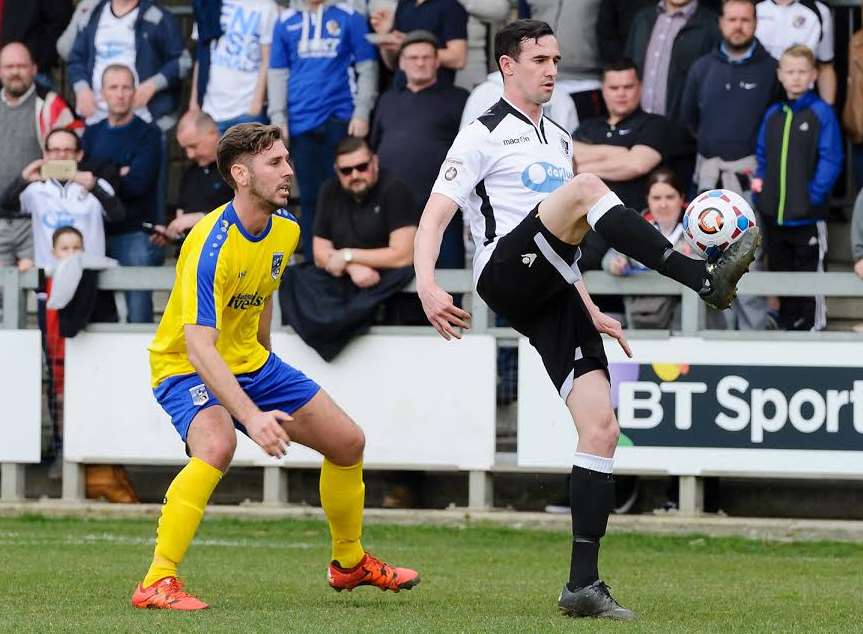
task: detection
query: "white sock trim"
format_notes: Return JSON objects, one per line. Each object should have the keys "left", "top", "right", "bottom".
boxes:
{"left": 573, "top": 452, "right": 614, "bottom": 474}
{"left": 586, "top": 191, "right": 624, "bottom": 229}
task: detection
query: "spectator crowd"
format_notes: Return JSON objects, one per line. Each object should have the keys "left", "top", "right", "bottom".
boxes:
{"left": 2, "top": 0, "right": 863, "bottom": 498}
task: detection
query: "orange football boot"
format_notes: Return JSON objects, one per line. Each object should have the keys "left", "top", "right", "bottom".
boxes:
{"left": 328, "top": 553, "right": 420, "bottom": 592}
{"left": 131, "top": 577, "right": 209, "bottom": 610}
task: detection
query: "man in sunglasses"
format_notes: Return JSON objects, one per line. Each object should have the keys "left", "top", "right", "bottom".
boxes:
{"left": 312, "top": 136, "right": 417, "bottom": 286}
{"left": 277, "top": 135, "right": 418, "bottom": 360}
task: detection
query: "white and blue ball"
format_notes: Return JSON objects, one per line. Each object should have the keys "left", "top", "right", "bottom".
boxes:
{"left": 682, "top": 189, "right": 757, "bottom": 259}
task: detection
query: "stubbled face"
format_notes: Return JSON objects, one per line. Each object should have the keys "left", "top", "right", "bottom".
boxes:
{"left": 647, "top": 181, "right": 684, "bottom": 225}
{"left": 102, "top": 68, "right": 135, "bottom": 118}
{"left": 242, "top": 140, "right": 294, "bottom": 210}
{"left": 504, "top": 34, "right": 560, "bottom": 106}
{"left": 334, "top": 147, "right": 379, "bottom": 197}
{"left": 53, "top": 233, "right": 84, "bottom": 260}
{"left": 720, "top": 1, "right": 756, "bottom": 51}
{"left": 602, "top": 69, "right": 641, "bottom": 120}
{"left": 0, "top": 44, "right": 36, "bottom": 98}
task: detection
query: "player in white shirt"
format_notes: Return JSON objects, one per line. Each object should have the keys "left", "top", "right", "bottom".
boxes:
{"left": 414, "top": 19, "right": 760, "bottom": 620}
{"left": 755, "top": 0, "right": 836, "bottom": 103}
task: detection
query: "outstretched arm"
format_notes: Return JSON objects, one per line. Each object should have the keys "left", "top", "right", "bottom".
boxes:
{"left": 415, "top": 193, "right": 471, "bottom": 340}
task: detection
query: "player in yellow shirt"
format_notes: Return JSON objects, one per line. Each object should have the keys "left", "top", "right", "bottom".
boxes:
{"left": 131, "top": 124, "right": 420, "bottom": 610}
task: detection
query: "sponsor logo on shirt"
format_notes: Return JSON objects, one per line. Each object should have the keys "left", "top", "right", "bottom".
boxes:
{"left": 740, "top": 81, "right": 758, "bottom": 90}
{"left": 521, "top": 162, "right": 573, "bottom": 193}
{"left": 271, "top": 252, "right": 284, "bottom": 279}
{"left": 228, "top": 292, "right": 266, "bottom": 309}
{"left": 503, "top": 135, "right": 531, "bottom": 146}
{"left": 189, "top": 384, "right": 210, "bottom": 406}
{"left": 560, "top": 138, "right": 570, "bottom": 157}
{"left": 213, "top": 4, "right": 267, "bottom": 73}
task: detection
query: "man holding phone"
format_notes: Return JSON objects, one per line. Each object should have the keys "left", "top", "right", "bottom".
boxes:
{"left": 149, "top": 111, "right": 232, "bottom": 247}
{"left": 1, "top": 128, "right": 125, "bottom": 268}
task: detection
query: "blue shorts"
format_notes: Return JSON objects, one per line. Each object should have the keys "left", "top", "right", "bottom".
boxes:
{"left": 153, "top": 353, "right": 320, "bottom": 441}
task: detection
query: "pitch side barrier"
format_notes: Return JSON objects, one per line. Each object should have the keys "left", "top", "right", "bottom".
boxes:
{"left": 2, "top": 267, "right": 863, "bottom": 514}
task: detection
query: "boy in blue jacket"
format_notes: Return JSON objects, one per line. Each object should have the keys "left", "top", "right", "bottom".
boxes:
{"left": 753, "top": 44, "right": 843, "bottom": 331}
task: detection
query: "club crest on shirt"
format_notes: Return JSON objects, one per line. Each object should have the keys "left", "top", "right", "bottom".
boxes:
{"left": 792, "top": 15, "right": 806, "bottom": 28}
{"left": 189, "top": 384, "right": 209, "bottom": 406}
{"left": 326, "top": 19, "right": 341, "bottom": 36}
{"left": 271, "top": 252, "right": 284, "bottom": 279}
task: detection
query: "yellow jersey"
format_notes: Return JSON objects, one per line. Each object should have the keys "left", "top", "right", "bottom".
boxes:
{"left": 149, "top": 202, "right": 300, "bottom": 387}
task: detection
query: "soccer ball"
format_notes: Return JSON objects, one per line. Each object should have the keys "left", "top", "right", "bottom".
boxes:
{"left": 682, "top": 189, "right": 757, "bottom": 259}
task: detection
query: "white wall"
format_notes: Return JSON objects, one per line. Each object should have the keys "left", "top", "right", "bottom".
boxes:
{"left": 0, "top": 330, "right": 41, "bottom": 462}
{"left": 64, "top": 332, "right": 496, "bottom": 470}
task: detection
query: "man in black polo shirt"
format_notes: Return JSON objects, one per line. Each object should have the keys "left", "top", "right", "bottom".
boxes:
{"left": 573, "top": 59, "right": 667, "bottom": 212}
{"left": 150, "top": 111, "right": 232, "bottom": 245}
{"left": 279, "top": 136, "right": 419, "bottom": 360}
{"left": 313, "top": 137, "right": 418, "bottom": 284}
{"left": 573, "top": 58, "right": 668, "bottom": 320}
{"left": 371, "top": 30, "right": 469, "bottom": 268}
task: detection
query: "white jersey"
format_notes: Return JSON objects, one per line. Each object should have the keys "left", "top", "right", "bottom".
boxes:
{"left": 755, "top": 0, "right": 834, "bottom": 63}
{"left": 90, "top": 4, "right": 152, "bottom": 124}
{"left": 431, "top": 97, "right": 575, "bottom": 285}
{"left": 20, "top": 180, "right": 109, "bottom": 268}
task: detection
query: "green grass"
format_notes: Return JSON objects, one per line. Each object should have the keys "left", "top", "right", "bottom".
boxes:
{"left": 0, "top": 515, "right": 859, "bottom": 633}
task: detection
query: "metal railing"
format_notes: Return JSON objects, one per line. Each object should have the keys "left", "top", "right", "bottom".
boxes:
{"left": 1, "top": 266, "right": 862, "bottom": 510}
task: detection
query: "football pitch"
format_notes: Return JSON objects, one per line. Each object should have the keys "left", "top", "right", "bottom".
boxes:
{"left": 0, "top": 515, "right": 858, "bottom": 633}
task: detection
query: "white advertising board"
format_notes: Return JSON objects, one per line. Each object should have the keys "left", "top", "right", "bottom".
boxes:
{"left": 518, "top": 337, "right": 863, "bottom": 477}
{"left": 0, "top": 330, "right": 41, "bottom": 462}
{"left": 65, "top": 332, "right": 495, "bottom": 470}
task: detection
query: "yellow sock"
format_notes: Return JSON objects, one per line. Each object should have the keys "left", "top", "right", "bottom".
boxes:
{"left": 320, "top": 459, "right": 365, "bottom": 568}
{"left": 142, "top": 457, "right": 223, "bottom": 587}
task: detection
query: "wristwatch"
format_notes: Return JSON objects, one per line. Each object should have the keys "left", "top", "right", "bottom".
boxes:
{"left": 342, "top": 248, "right": 353, "bottom": 263}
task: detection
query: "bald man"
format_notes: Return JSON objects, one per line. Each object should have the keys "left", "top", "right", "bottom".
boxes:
{"left": 150, "top": 111, "right": 231, "bottom": 245}
{"left": 0, "top": 43, "right": 79, "bottom": 270}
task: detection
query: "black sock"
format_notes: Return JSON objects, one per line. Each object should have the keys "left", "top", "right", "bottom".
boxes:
{"left": 569, "top": 538, "right": 599, "bottom": 590}
{"left": 568, "top": 465, "right": 614, "bottom": 592}
{"left": 593, "top": 205, "right": 705, "bottom": 292}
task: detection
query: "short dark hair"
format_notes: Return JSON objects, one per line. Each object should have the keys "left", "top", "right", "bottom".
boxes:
{"left": 493, "top": 19, "right": 555, "bottom": 73}
{"left": 601, "top": 58, "right": 640, "bottom": 81}
{"left": 216, "top": 123, "right": 284, "bottom": 189}
{"left": 646, "top": 166, "right": 684, "bottom": 197}
{"left": 722, "top": 0, "right": 756, "bottom": 15}
{"left": 52, "top": 225, "right": 84, "bottom": 248}
{"left": 334, "top": 136, "right": 372, "bottom": 159}
{"left": 45, "top": 128, "right": 81, "bottom": 152}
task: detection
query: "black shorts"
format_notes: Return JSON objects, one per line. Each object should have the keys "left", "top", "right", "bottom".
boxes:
{"left": 476, "top": 207, "right": 608, "bottom": 399}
